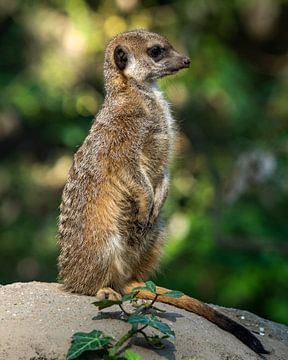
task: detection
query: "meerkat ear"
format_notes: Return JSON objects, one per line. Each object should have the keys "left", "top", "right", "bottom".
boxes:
{"left": 114, "top": 46, "right": 128, "bottom": 70}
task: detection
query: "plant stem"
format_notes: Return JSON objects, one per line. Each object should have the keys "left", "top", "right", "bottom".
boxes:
{"left": 149, "top": 294, "right": 158, "bottom": 308}
{"left": 133, "top": 294, "right": 158, "bottom": 315}
{"left": 109, "top": 324, "right": 149, "bottom": 356}
{"left": 109, "top": 293, "right": 160, "bottom": 356}
{"left": 139, "top": 329, "right": 150, "bottom": 343}
{"left": 119, "top": 303, "right": 130, "bottom": 316}
{"left": 138, "top": 324, "right": 148, "bottom": 332}
{"left": 109, "top": 328, "right": 136, "bottom": 356}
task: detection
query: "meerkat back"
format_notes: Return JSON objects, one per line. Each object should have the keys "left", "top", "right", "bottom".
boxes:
{"left": 58, "top": 29, "right": 190, "bottom": 297}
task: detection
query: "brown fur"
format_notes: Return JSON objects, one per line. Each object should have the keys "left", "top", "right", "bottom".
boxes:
{"left": 58, "top": 30, "right": 267, "bottom": 354}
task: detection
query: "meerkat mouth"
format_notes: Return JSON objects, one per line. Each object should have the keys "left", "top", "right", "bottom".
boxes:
{"left": 162, "top": 66, "right": 188, "bottom": 76}
{"left": 165, "top": 61, "right": 190, "bottom": 75}
{"left": 173, "top": 62, "right": 191, "bottom": 71}
{"left": 169, "top": 68, "right": 180, "bottom": 73}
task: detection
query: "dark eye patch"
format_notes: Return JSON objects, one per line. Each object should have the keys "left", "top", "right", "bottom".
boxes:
{"left": 147, "top": 45, "right": 166, "bottom": 62}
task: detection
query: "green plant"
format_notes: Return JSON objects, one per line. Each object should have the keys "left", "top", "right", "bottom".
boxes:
{"left": 66, "top": 281, "right": 184, "bottom": 359}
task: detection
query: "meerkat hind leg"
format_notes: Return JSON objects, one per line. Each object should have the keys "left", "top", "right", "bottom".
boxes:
{"left": 96, "top": 287, "right": 122, "bottom": 301}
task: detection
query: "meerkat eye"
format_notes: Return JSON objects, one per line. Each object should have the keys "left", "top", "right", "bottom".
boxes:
{"left": 147, "top": 46, "right": 166, "bottom": 62}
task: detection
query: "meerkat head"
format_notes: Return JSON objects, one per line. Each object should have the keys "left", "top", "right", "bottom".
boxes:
{"left": 104, "top": 29, "right": 190, "bottom": 85}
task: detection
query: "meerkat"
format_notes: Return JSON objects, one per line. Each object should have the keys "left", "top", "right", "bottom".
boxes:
{"left": 58, "top": 29, "right": 267, "bottom": 354}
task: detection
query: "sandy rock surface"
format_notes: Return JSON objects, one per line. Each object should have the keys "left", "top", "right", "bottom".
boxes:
{"left": 0, "top": 282, "right": 287, "bottom": 360}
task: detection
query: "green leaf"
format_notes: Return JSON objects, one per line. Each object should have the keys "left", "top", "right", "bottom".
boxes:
{"left": 162, "top": 290, "right": 184, "bottom": 298}
{"left": 146, "top": 334, "right": 169, "bottom": 349}
{"left": 131, "top": 286, "right": 148, "bottom": 292}
{"left": 124, "top": 350, "right": 142, "bottom": 360}
{"left": 145, "top": 281, "right": 157, "bottom": 293}
{"left": 122, "top": 291, "right": 138, "bottom": 302}
{"left": 66, "top": 330, "right": 112, "bottom": 360}
{"left": 132, "top": 281, "right": 157, "bottom": 294}
{"left": 93, "top": 299, "right": 123, "bottom": 310}
{"left": 128, "top": 314, "right": 175, "bottom": 337}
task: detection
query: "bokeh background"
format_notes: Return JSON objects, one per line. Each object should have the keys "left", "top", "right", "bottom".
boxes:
{"left": 1, "top": 0, "right": 287, "bottom": 325}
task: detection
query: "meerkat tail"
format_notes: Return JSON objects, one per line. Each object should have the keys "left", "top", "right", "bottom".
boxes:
{"left": 124, "top": 282, "right": 269, "bottom": 355}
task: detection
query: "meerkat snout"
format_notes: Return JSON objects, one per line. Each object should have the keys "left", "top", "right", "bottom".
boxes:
{"left": 180, "top": 56, "right": 191, "bottom": 68}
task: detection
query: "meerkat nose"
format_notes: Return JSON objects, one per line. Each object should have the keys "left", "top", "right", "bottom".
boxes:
{"left": 183, "top": 57, "right": 191, "bottom": 67}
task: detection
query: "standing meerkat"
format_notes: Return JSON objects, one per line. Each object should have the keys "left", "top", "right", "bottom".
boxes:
{"left": 58, "top": 29, "right": 267, "bottom": 354}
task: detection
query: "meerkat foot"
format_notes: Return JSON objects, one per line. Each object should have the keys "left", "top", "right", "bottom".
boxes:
{"left": 96, "top": 287, "right": 121, "bottom": 301}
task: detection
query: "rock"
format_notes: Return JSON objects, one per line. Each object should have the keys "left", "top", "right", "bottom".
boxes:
{"left": 0, "top": 282, "right": 287, "bottom": 360}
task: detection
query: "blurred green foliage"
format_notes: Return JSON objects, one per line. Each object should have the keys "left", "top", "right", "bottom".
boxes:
{"left": 0, "top": 0, "right": 287, "bottom": 324}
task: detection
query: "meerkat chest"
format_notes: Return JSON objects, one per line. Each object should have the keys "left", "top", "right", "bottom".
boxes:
{"left": 152, "top": 86, "right": 174, "bottom": 132}
{"left": 140, "top": 87, "right": 175, "bottom": 179}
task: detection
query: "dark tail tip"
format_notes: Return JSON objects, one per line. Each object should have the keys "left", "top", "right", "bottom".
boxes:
{"left": 224, "top": 316, "right": 270, "bottom": 355}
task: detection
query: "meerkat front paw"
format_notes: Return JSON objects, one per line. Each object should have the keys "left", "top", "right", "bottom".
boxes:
{"left": 96, "top": 287, "right": 122, "bottom": 301}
